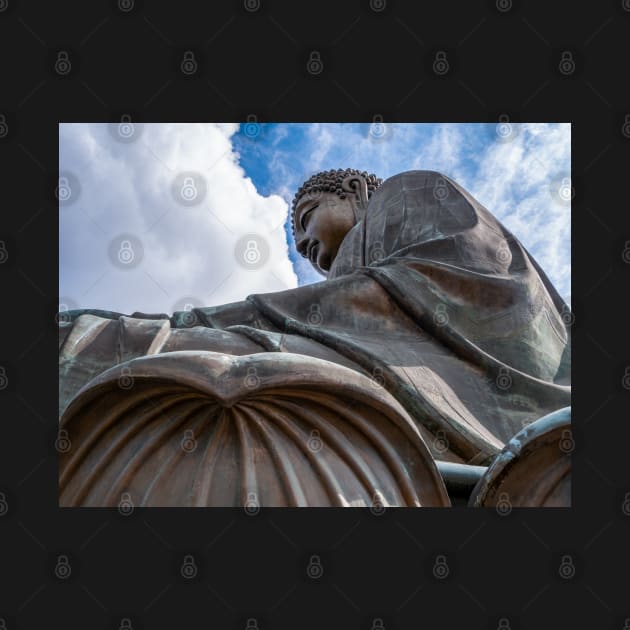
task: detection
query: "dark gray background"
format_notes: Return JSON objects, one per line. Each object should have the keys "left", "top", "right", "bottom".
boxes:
{"left": 0, "top": 0, "right": 628, "bottom": 628}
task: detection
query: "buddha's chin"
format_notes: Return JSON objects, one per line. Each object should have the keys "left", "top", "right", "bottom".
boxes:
{"left": 317, "top": 248, "right": 333, "bottom": 272}
{"left": 311, "top": 256, "right": 330, "bottom": 277}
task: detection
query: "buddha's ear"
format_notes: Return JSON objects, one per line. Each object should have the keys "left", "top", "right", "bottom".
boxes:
{"left": 341, "top": 173, "right": 369, "bottom": 207}
{"left": 341, "top": 173, "right": 369, "bottom": 223}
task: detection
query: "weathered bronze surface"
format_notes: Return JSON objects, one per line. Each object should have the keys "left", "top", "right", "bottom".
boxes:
{"left": 468, "top": 407, "right": 571, "bottom": 507}
{"left": 59, "top": 169, "right": 571, "bottom": 507}
{"left": 60, "top": 351, "right": 450, "bottom": 507}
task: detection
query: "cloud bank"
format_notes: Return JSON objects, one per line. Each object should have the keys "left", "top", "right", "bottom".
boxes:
{"left": 59, "top": 123, "right": 297, "bottom": 314}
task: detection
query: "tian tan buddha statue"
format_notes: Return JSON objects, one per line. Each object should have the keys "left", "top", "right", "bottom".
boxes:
{"left": 58, "top": 169, "right": 572, "bottom": 508}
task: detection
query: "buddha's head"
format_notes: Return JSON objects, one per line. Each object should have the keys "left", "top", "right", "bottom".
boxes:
{"left": 292, "top": 168, "right": 382, "bottom": 275}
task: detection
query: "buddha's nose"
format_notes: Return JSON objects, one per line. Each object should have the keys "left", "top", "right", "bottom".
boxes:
{"left": 296, "top": 236, "right": 309, "bottom": 257}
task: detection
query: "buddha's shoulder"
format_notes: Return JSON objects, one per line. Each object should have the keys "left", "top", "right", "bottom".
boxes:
{"left": 380, "top": 169, "right": 450, "bottom": 188}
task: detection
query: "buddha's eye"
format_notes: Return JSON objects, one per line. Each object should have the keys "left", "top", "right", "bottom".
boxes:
{"left": 301, "top": 205, "right": 317, "bottom": 230}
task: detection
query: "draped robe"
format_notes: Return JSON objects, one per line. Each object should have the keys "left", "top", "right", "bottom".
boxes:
{"left": 59, "top": 170, "right": 571, "bottom": 465}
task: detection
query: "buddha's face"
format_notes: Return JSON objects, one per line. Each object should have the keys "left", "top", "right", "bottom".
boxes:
{"left": 293, "top": 191, "right": 356, "bottom": 275}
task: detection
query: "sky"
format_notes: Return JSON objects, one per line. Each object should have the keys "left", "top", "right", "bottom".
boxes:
{"left": 59, "top": 122, "right": 571, "bottom": 315}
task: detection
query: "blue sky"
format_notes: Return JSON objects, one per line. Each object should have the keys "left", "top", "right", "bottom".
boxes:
{"left": 59, "top": 122, "right": 570, "bottom": 315}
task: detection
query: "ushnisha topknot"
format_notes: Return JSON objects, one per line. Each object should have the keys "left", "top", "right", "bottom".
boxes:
{"left": 291, "top": 168, "right": 383, "bottom": 238}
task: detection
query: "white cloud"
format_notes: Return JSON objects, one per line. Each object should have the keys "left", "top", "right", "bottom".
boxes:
{"left": 59, "top": 123, "right": 297, "bottom": 314}
{"left": 461, "top": 123, "right": 571, "bottom": 302}
{"left": 306, "top": 123, "right": 336, "bottom": 171}
{"left": 409, "top": 123, "right": 465, "bottom": 177}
